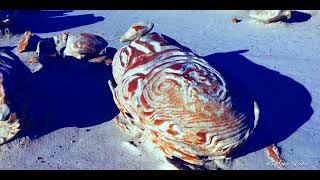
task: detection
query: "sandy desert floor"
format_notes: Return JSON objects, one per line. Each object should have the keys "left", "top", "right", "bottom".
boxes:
{"left": 0, "top": 10, "right": 319, "bottom": 170}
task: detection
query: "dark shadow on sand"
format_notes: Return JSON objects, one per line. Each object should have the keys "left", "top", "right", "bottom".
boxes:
{"left": 283, "top": 11, "right": 311, "bottom": 23}
{"left": 203, "top": 50, "right": 313, "bottom": 158}
{"left": 0, "top": 46, "right": 33, "bottom": 130}
{"left": 11, "top": 10, "right": 105, "bottom": 33}
{"left": 25, "top": 48, "right": 119, "bottom": 138}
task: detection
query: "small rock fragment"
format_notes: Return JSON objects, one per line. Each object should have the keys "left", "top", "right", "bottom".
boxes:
{"left": 17, "top": 31, "right": 41, "bottom": 53}
{"left": 17, "top": 31, "right": 32, "bottom": 53}
{"left": 120, "top": 22, "right": 154, "bottom": 42}
{"left": 265, "top": 144, "right": 285, "bottom": 168}
{"left": 248, "top": 10, "right": 291, "bottom": 24}
{"left": 232, "top": 16, "right": 241, "bottom": 23}
{"left": 88, "top": 56, "right": 107, "bottom": 63}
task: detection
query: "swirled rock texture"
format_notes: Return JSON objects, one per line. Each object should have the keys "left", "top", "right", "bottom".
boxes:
{"left": 110, "top": 32, "right": 259, "bottom": 166}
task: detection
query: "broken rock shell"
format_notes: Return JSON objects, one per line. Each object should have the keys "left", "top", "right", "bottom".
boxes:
{"left": 63, "top": 33, "right": 108, "bottom": 60}
{"left": 16, "top": 31, "right": 32, "bottom": 53}
{"left": 16, "top": 31, "right": 41, "bottom": 53}
{"left": 120, "top": 22, "right": 154, "bottom": 42}
{"left": 248, "top": 10, "right": 291, "bottom": 24}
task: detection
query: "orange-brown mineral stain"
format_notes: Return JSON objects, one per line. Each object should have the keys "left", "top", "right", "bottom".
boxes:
{"left": 88, "top": 56, "right": 107, "bottom": 63}
{"left": 17, "top": 31, "right": 32, "bottom": 53}
{"left": 139, "top": 94, "right": 151, "bottom": 109}
{"left": 128, "top": 79, "right": 139, "bottom": 93}
{"left": 73, "top": 41, "right": 79, "bottom": 49}
{"left": 166, "top": 142, "right": 199, "bottom": 163}
{"left": 105, "top": 59, "right": 113, "bottom": 65}
{"left": 167, "top": 129, "right": 179, "bottom": 136}
{"left": 132, "top": 25, "right": 145, "bottom": 31}
{"left": 27, "top": 56, "right": 39, "bottom": 64}
{"left": 80, "top": 33, "right": 96, "bottom": 39}
{"left": 73, "top": 41, "right": 95, "bottom": 53}
{"left": 166, "top": 124, "right": 179, "bottom": 136}
{"left": 79, "top": 41, "right": 96, "bottom": 53}
{"left": 154, "top": 119, "right": 165, "bottom": 126}
{"left": 143, "top": 110, "right": 155, "bottom": 116}
{"left": 196, "top": 131, "right": 207, "bottom": 145}
{"left": 155, "top": 136, "right": 194, "bottom": 162}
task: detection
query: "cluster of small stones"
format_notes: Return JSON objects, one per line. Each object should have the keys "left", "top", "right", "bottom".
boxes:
{"left": 16, "top": 31, "right": 110, "bottom": 69}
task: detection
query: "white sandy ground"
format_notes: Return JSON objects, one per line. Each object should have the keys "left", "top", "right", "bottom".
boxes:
{"left": 0, "top": 10, "right": 320, "bottom": 170}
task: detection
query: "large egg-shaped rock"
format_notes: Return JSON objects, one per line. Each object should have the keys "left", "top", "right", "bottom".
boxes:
{"left": 110, "top": 31, "right": 259, "bottom": 166}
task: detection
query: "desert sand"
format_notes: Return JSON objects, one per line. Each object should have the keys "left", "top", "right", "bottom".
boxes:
{"left": 0, "top": 10, "right": 319, "bottom": 170}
